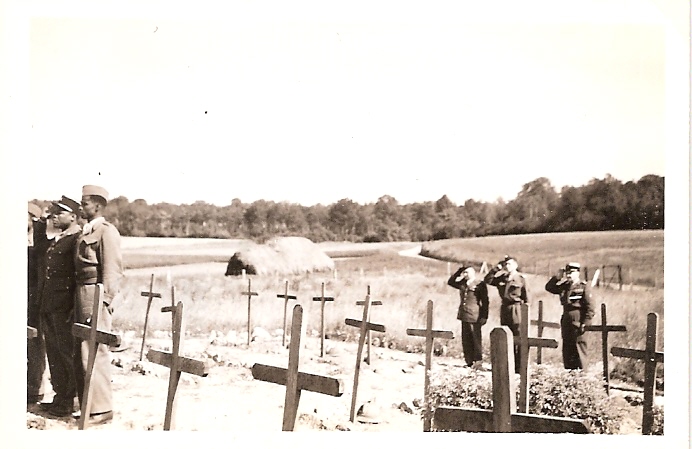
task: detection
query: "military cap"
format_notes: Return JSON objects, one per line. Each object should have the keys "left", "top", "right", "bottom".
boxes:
{"left": 502, "top": 255, "right": 516, "bottom": 263}
{"left": 28, "top": 202, "right": 42, "bottom": 219}
{"left": 565, "top": 262, "right": 581, "bottom": 272}
{"left": 82, "top": 185, "right": 109, "bottom": 203}
{"left": 51, "top": 195, "right": 80, "bottom": 214}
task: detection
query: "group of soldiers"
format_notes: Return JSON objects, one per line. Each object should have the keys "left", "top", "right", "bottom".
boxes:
{"left": 27, "top": 185, "right": 122, "bottom": 426}
{"left": 447, "top": 255, "right": 595, "bottom": 373}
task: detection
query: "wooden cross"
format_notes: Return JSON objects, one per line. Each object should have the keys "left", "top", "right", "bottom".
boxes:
{"left": 345, "top": 294, "right": 386, "bottom": 422}
{"left": 312, "top": 282, "right": 334, "bottom": 357}
{"left": 70, "top": 284, "right": 122, "bottom": 430}
{"left": 584, "top": 303, "right": 626, "bottom": 395}
{"left": 27, "top": 325, "right": 38, "bottom": 339}
{"left": 146, "top": 301, "right": 210, "bottom": 430}
{"left": 529, "top": 300, "right": 560, "bottom": 364}
{"left": 139, "top": 273, "right": 162, "bottom": 361}
{"left": 241, "top": 278, "right": 259, "bottom": 345}
{"left": 251, "top": 304, "right": 344, "bottom": 431}
{"left": 355, "top": 285, "right": 382, "bottom": 365}
{"left": 433, "top": 326, "right": 590, "bottom": 433}
{"left": 406, "top": 299, "right": 454, "bottom": 431}
{"left": 611, "top": 312, "right": 663, "bottom": 435}
{"left": 518, "top": 303, "right": 558, "bottom": 413}
{"left": 276, "top": 280, "right": 297, "bottom": 347}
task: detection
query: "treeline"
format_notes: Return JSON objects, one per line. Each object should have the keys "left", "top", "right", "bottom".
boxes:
{"left": 93, "top": 174, "right": 663, "bottom": 242}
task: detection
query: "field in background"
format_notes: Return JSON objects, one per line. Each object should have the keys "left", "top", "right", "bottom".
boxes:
{"left": 115, "top": 233, "right": 664, "bottom": 388}
{"left": 421, "top": 230, "right": 664, "bottom": 288}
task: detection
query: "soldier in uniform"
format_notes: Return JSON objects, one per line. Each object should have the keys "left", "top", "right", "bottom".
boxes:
{"left": 36, "top": 196, "right": 82, "bottom": 417}
{"left": 73, "top": 185, "right": 123, "bottom": 425}
{"left": 447, "top": 266, "right": 489, "bottom": 368}
{"left": 545, "top": 262, "right": 596, "bottom": 370}
{"left": 27, "top": 202, "right": 47, "bottom": 408}
{"left": 484, "top": 255, "right": 528, "bottom": 373}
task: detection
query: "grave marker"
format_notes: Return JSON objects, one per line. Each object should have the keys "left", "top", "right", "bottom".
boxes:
{"left": 584, "top": 303, "right": 626, "bottom": 395}
{"left": 312, "top": 282, "right": 334, "bottom": 357}
{"left": 70, "top": 284, "right": 122, "bottom": 430}
{"left": 147, "top": 301, "right": 209, "bottom": 430}
{"left": 251, "top": 305, "right": 344, "bottom": 431}
{"left": 241, "top": 278, "right": 259, "bottom": 345}
{"left": 355, "top": 285, "right": 382, "bottom": 365}
{"left": 139, "top": 273, "right": 162, "bottom": 361}
{"left": 406, "top": 299, "right": 454, "bottom": 431}
{"left": 518, "top": 304, "right": 558, "bottom": 413}
{"left": 529, "top": 300, "right": 560, "bottom": 364}
{"left": 433, "top": 326, "right": 590, "bottom": 433}
{"left": 276, "top": 280, "right": 297, "bottom": 347}
{"left": 611, "top": 312, "right": 663, "bottom": 435}
{"left": 346, "top": 295, "right": 386, "bottom": 422}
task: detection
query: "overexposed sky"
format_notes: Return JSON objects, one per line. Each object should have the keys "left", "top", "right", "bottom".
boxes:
{"left": 19, "top": 0, "right": 678, "bottom": 206}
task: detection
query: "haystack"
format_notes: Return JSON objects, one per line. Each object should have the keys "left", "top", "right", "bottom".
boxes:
{"left": 225, "top": 236, "right": 334, "bottom": 276}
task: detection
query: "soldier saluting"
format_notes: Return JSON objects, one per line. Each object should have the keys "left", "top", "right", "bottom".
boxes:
{"left": 545, "top": 262, "right": 595, "bottom": 370}
{"left": 483, "top": 255, "right": 528, "bottom": 373}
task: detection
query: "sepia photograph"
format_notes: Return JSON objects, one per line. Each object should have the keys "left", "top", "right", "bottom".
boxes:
{"left": 1, "top": 0, "right": 689, "bottom": 447}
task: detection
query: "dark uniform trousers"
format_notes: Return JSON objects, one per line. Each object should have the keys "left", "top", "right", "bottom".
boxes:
{"left": 73, "top": 284, "right": 113, "bottom": 414}
{"left": 28, "top": 236, "right": 47, "bottom": 402}
{"left": 561, "top": 309, "right": 588, "bottom": 369}
{"left": 42, "top": 312, "right": 76, "bottom": 406}
{"left": 460, "top": 322, "right": 483, "bottom": 366}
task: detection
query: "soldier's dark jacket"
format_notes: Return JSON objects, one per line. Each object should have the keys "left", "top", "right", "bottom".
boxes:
{"left": 545, "top": 277, "right": 596, "bottom": 325}
{"left": 483, "top": 267, "right": 528, "bottom": 306}
{"left": 447, "top": 269, "right": 489, "bottom": 322}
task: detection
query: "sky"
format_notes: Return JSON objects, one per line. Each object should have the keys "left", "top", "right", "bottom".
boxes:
{"left": 11, "top": 0, "right": 685, "bottom": 207}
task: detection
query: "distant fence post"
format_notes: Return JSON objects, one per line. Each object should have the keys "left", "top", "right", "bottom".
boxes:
{"left": 629, "top": 267, "right": 633, "bottom": 290}
{"left": 617, "top": 265, "right": 623, "bottom": 290}
{"left": 600, "top": 265, "right": 605, "bottom": 288}
{"left": 584, "top": 267, "right": 590, "bottom": 284}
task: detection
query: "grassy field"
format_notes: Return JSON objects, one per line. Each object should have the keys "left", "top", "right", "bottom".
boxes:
{"left": 421, "top": 230, "right": 664, "bottom": 288}
{"left": 114, "top": 233, "right": 664, "bottom": 388}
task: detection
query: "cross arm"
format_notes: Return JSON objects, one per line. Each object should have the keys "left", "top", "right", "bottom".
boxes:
{"left": 584, "top": 325, "right": 626, "bottom": 332}
{"left": 356, "top": 300, "right": 382, "bottom": 306}
{"left": 147, "top": 349, "right": 210, "bottom": 377}
{"left": 527, "top": 337, "right": 558, "bottom": 348}
{"left": 278, "top": 294, "right": 298, "bottom": 300}
{"left": 433, "top": 407, "right": 590, "bottom": 433}
{"left": 312, "top": 296, "right": 334, "bottom": 302}
{"left": 406, "top": 329, "right": 454, "bottom": 340}
{"left": 251, "top": 363, "right": 344, "bottom": 397}
{"left": 530, "top": 320, "right": 560, "bottom": 329}
{"left": 141, "top": 291, "right": 162, "bottom": 298}
{"left": 611, "top": 347, "right": 664, "bottom": 364}
{"left": 71, "top": 323, "right": 122, "bottom": 347}
{"left": 345, "top": 318, "right": 385, "bottom": 333}
{"left": 242, "top": 291, "right": 259, "bottom": 296}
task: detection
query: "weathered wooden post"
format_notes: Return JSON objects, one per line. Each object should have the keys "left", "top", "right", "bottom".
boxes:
{"left": 251, "top": 305, "right": 344, "bottom": 431}
{"left": 583, "top": 303, "right": 626, "bottom": 395}
{"left": 405, "top": 300, "right": 454, "bottom": 431}
{"left": 312, "top": 282, "right": 334, "bottom": 357}
{"left": 355, "top": 285, "right": 382, "bottom": 365}
{"left": 529, "top": 300, "right": 560, "bottom": 365}
{"left": 433, "top": 326, "right": 590, "bottom": 433}
{"left": 147, "top": 301, "right": 209, "bottom": 430}
{"left": 241, "top": 278, "right": 258, "bottom": 345}
{"left": 345, "top": 296, "right": 386, "bottom": 422}
{"left": 611, "top": 313, "right": 663, "bottom": 435}
{"left": 71, "top": 285, "right": 122, "bottom": 430}
{"left": 139, "top": 273, "right": 162, "bottom": 361}
{"left": 518, "top": 303, "right": 558, "bottom": 413}
{"left": 276, "top": 280, "right": 297, "bottom": 347}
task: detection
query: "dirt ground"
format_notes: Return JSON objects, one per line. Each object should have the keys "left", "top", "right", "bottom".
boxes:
{"left": 26, "top": 329, "right": 648, "bottom": 433}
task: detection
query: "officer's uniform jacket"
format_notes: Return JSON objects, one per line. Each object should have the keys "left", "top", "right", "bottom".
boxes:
{"left": 484, "top": 267, "right": 528, "bottom": 306}
{"left": 545, "top": 277, "right": 596, "bottom": 325}
{"left": 74, "top": 217, "right": 123, "bottom": 304}
{"left": 38, "top": 223, "right": 81, "bottom": 314}
{"left": 447, "top": 269, "right": 489, "bottom": 322}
